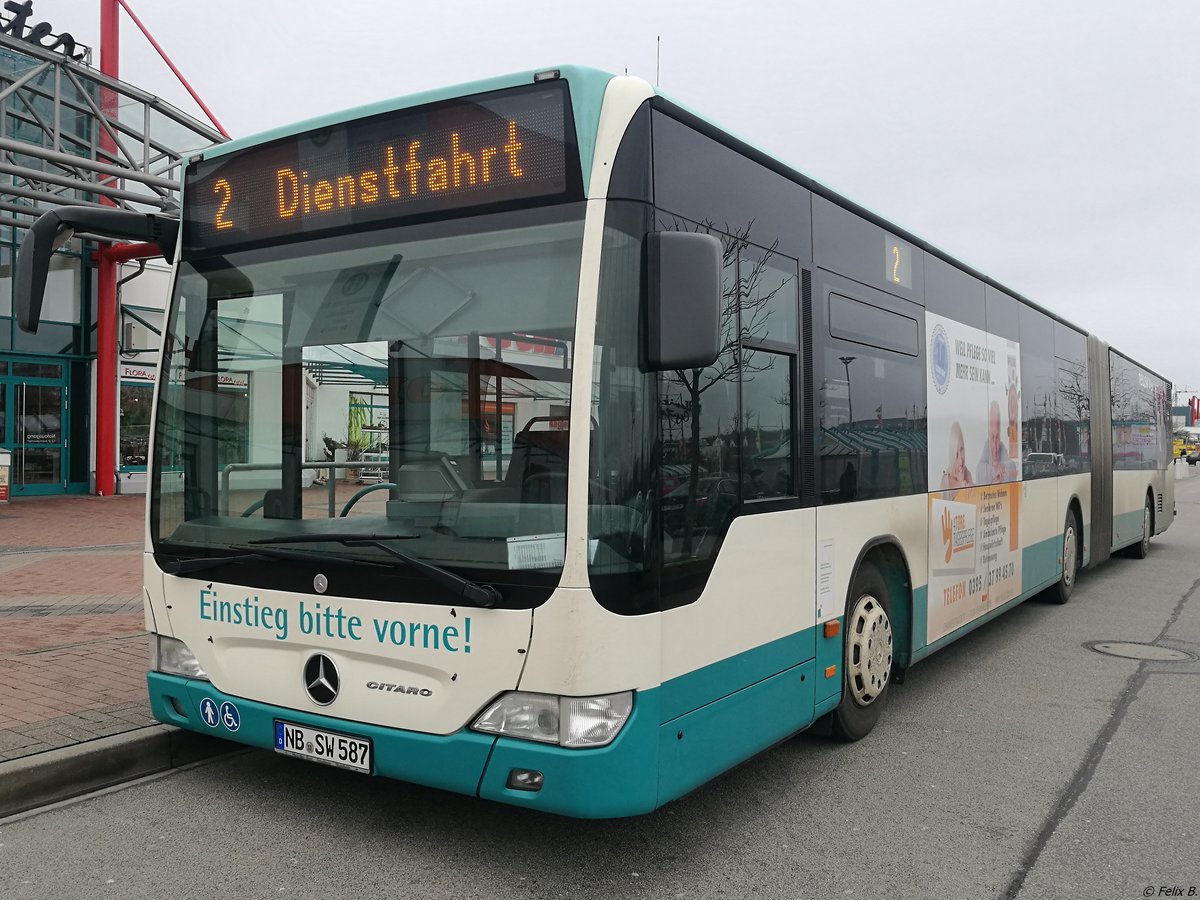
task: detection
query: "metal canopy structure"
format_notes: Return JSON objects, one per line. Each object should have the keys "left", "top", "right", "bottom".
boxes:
{"left": 0, "top": 31, "right": 223, "bottom": 235}
{"left": 1, "top": 13, "right": 227, "bottom": 498}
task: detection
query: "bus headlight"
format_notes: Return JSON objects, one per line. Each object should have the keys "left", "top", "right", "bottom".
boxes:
{"left": 153, "top": 635, "right": 209, "bottom": 680}
{"left": 472, "top": 691, "right": 632, "bottom": 748}
{"left": 559, "top": 693, "right": 634, "bottom": 748}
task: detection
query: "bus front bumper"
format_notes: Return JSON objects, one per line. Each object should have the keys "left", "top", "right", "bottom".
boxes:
{"left": 147, "top": 672, "right": 660, "bottom": 818}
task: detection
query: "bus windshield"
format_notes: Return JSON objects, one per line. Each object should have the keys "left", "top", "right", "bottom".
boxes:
{"left": 151, "top": 203, "right": 585, "bottom": 598}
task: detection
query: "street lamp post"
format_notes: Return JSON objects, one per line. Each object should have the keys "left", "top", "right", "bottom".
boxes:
{"left": 838, "top": 355, "right": 856, "bottom": 425}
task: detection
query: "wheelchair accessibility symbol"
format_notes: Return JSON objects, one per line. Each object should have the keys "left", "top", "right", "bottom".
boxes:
{"left": 219, "top": 701, "right": 241, "bottom": 732}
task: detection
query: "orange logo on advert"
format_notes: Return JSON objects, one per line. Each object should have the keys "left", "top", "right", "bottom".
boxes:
{"left": 940, "top": 505, "right": 976, "bottom": 565}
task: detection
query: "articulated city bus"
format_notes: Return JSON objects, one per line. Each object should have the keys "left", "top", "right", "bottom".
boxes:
{"left": 15, "top": 67, "right": 1173, "bottom": 817}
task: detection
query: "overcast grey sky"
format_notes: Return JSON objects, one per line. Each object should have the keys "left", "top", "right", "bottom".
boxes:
{"left": 46, "top": 0, "right": 1200, "bottom": 394}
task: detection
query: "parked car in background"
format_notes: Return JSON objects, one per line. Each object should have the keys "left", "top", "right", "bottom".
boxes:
{"left": 661, "top": 474, "right": 738, "bottom": 537}
{"left": 1024, "top": 452, "right": 1064, "bottom": 477}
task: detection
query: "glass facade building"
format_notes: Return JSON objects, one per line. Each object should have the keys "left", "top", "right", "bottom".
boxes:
{"left": 0, "top": 26, "right": 223, "bottom": 495}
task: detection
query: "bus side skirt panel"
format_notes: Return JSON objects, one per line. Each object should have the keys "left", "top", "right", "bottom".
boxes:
{"left": 656, "top": 659, "right": 816, "bottom": 807}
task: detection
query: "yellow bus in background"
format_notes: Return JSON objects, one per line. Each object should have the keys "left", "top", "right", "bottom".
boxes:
{"left": 1172, "top": 426, "right": 1200, "bottom": 460}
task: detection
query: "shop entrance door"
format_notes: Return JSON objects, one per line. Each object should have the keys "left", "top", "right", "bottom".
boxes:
{"left": 0, "top": 360, "right": 70, "bottom": 496}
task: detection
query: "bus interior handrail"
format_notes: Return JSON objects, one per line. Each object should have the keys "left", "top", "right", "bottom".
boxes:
{"left": 220, "top": 460, "right": 384, "bottom": 519}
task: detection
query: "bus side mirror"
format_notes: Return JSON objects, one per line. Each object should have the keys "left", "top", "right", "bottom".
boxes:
{"left": 643, "top": 231, "right": 722, "bottom": 372}
{"left": 14, "top": 211, "right": 74, "bottom": 334}
{"left": 16, "top": 206, "right": 179, "bottom": 334}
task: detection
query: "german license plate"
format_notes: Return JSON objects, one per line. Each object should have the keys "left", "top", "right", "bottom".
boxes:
{"left": 274, "top": 720, "right": 371, "bottom": 773}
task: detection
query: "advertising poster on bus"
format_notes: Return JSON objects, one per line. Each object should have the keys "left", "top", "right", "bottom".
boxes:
{"left": 925, "top": 311, "right": 1023, "bottom": 643}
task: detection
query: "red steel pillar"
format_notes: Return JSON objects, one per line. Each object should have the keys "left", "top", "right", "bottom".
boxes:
{"left": 95, "top": 0, "right": 120, "bottom": 495}
{"left": 95, "top": 249, "right": 117, "bottom": 495}
{"left": 101, "top": 0, "right": 118, "bottom": 71}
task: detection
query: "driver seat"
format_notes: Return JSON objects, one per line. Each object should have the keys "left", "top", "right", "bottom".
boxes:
{"left": 505, "top": 427, "right": 569, "bottom": 533}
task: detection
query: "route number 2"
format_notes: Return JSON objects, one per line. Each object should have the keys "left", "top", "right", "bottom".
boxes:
{"left": 214, "top": 178, "right": 233, "bottom": 230}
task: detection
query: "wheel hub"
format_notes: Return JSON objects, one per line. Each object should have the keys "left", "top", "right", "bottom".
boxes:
{"left": 846, "top": 594, "right": 892, "bottom": 707}
{"left": 1063, "top": 526, "right": 1077, "bottom": 587}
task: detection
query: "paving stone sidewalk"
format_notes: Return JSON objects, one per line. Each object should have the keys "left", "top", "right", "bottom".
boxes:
{"left": 0, "top": 483, "right": 387, "bottom": 773}
{"left": 0, "top": 495, "right": 155, "bottom": 763}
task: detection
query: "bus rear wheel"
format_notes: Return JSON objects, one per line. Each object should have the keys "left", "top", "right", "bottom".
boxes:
{"left": 831, "top": 561, "right": 894, "bottom": 742}
{"left": 1049, "top": 508, "right": 1080, "bottom": 604}
{"left": 1127, "top": 495, "right": 1153, "bottom": 560}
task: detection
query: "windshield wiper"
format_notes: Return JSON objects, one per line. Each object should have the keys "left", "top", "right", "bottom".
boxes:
{"left": 250, "top": 534, "right": 501, "bottom": 608}
{"left": 162, "top": 544, "right": 394, "bottom": 576}
{"left": 249, "top": 531, "right": 418, "bottom": 544}
{"left": 161, "top": 552, "right": 272, "bottom": 575}
{"left": 363, "top": 540, "right": 502, "bottom": 609}
{"left": 230, "top": 544, "right": 393, "bottom": 567}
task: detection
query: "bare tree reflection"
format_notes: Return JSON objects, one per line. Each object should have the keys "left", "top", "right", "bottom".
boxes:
{"left": 656, "top": 216, "right": 788, "bottom": 553}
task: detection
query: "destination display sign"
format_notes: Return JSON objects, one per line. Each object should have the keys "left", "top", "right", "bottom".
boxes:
{"left": 183, "top": 81, "right": 579, "bottom": 254}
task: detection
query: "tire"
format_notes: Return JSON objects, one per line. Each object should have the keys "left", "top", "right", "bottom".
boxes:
{"left": 1128, "top": 495, "right": 1153, "bottom": 560}
{"left": 1049, "top": 508, "right": 1080, "bottom": 604}
{"left": 831, "top": 561, "right": 894, "bottom": 742}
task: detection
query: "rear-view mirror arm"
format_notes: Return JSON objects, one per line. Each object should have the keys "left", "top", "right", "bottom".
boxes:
{"left": 15, "top": 206, "right": 179, "bottom": 334}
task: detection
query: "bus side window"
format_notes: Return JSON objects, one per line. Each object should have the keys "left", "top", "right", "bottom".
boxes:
{"left": 739, "top": 347, "right": 793, "bottom": 501}
{"left": 818, "top": 290, "right": 926, "bottom": 503}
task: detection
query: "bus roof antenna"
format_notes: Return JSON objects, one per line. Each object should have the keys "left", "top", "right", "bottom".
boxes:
{"left": 656, "top": 35, "right": 661, "bottom": 87}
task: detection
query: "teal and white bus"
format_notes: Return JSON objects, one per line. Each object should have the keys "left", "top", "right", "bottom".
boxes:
{"left": 16, "top": 67, "right": 1173, "bottom": 818}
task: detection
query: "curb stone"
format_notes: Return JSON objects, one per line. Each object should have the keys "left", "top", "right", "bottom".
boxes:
{"left": 0, "top": 724, "right": 236, "bottom": 818}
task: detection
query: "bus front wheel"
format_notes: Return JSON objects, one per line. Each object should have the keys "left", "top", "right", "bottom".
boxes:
{"left": 831, "top": 561, "right": 894, "bottom": 742}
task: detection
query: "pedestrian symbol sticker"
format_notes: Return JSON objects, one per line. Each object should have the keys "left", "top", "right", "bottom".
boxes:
{"left": 219, "top": 701, "right": 241, "bottom": 732}
{"left": 199, "top": 698, "right": 219, "bottom": 728}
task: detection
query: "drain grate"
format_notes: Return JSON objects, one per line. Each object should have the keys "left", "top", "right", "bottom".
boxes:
{"left": 1086, "top": 641, "right": 1194, "bottom": 662}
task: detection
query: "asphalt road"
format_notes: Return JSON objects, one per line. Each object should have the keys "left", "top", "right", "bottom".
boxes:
{"left": 2, "top": 475, "right": 1198, "bottom": 900}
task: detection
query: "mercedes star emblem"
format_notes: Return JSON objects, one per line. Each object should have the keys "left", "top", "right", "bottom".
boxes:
{"left": 303, "top": 654, "right": 340, "bottom": 706}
